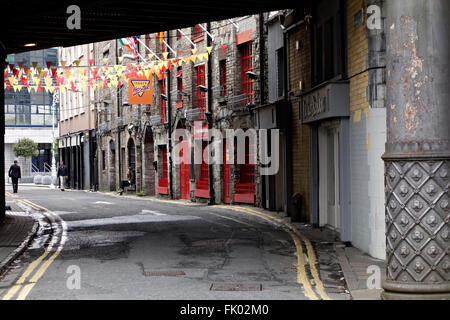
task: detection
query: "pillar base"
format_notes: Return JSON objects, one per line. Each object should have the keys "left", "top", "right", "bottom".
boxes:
{"left": 381, "top": 290, "right": 450, "bottom": 300}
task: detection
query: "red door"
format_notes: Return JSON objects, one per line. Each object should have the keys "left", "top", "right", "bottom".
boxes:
{"left": 223, "top": 141, "right": 231, "bottom": 203}
{"left": 180, "top": 140, "right": 190, "bottom": 200}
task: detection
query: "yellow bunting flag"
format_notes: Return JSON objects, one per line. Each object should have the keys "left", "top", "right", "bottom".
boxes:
{"left": 191, "top": 48, "right": 197, "bottom": 55}
{"left": 103, "top": 58, "right": 108, "bottom": 65}
{"left": 190, "top": 55, "right": 197, "bottom": 63}
{"left": 118, "top": 56, "right": 124, "bottom": 63}
{"left": 75, "top": 60, "right": 81, "bottom": 67}
{"left": 207, "top": 46, "right": 212, "bottom": 54}
{"left": 162, "top": 52, "right": 169, "bottom": 60}
{"left": 32, "top": 61, "right": 38, "bottom": 69}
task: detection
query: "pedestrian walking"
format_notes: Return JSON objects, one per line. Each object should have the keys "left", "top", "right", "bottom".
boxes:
{"left": 119, "top": 167, "right": 135, "bottom": 195}
{"left": 8, "top": 160, "right": 21, "bottom": 193}
{"left": 57, "top": 161, "right": 69, "bottom": 191}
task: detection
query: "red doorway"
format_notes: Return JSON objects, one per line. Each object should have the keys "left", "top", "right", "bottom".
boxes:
{"left": 223, "top": 140, "right": 231, "bottom": 203}
{"left": 179, "top": 140, "right": 190, "bottom": 200}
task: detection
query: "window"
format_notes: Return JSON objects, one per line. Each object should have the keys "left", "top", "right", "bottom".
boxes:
{"left": 219, "top": 60, "right": 227, "bottom": 96}
{"left": 192, "top": 24, "right": 205, "bottom": 42}
{"left": 103, "top": 50, "right": 109, "bottom": 63}
{"left": 102, "top": 150, "right": 106, "bottom": 170}
{"left": 312, "top": 0, "right": 344, "bottom": 86}
{"left": 159, "top": 79, "right": 167, "bottom": 123}
{"left": 239, "top": 42, "right": 254, "bottom": 104}
{"left": 176, "top": 67, "right": 183, "bottom": 108}
{"left": 5, "top": 103, "right": 57, "bottom": 127}
{"left": 276, "top": 48, "right": 285, "bottom": 98}
{"left": 196, "top": 65, "right": 206, "bottom": 116}
{"left": 145, "top": 34, "right": 151, "bottom": 55}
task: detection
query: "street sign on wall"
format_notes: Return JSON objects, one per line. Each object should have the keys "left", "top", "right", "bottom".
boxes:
{"left": 128, "top": 78, "right": 153, "bottom": 105}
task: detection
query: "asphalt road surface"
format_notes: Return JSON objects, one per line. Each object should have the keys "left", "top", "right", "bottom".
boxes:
{"left": 0, "top": 185, "right": 349, "bottom": 300}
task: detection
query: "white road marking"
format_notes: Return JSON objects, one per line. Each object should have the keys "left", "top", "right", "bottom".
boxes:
{"left": 94, "top": 201, "right": 113, "bottom": 205}
{"left": 140, "top": 209, "right": 166, "bottom": 216}
{"left": 206, "top": 212, "right": 253, "bottom": 227}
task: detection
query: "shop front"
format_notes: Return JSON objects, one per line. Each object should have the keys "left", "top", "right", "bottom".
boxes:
{"left": 299, "top": 81, "right": 351, "bottom": 241}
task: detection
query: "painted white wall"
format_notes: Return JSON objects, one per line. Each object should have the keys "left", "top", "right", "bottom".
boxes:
{"left": 350, "top": 108, "right": 386, "bottom": 260}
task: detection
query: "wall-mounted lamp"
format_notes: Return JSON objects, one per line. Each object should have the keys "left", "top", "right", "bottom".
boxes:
{"left": 245, "top": 71, "right": 259, "bottom": 80}
{"left": 198, "top": 85, "right": 208, "bottom": 93}
{"left": 160, "top": 94, "right": 168, "bottom": 101}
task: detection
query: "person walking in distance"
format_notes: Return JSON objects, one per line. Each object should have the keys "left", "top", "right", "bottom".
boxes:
{"left": 8, "top": 160, "right": 21, "bottom": 193}
{"left": 57, "top": 161, "right": 69, "bottom": 191}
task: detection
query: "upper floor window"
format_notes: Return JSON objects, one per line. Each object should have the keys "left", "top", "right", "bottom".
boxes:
{"left": 312, "top": 0, "right": 344, "bottom": 86}
{"left": 239, "top": 42, "right": 254, "bottom": 104}
{"left": 192, "top": 24, "right": 205, "bottom": 42}
{"left": 276, "top": 48, "right": 285, "bottom": 98}
{"left": 195, "top": 65, "right": 206, "bottom": 113}
{"left": 219, "top": 60, "right": 227, "bottom": 97}
{"left": 159, "top": 79, "right": 167, "bottom": 123}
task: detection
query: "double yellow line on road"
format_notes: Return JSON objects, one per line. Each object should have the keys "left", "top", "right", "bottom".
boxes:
{"left": 2, "top": 198, "right": 66, "bottom": 300}
{"left": 215, "top": 205, "right": 331, "bottom": 300}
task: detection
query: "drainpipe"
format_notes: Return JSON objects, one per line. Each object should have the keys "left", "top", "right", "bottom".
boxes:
{"left": 207, "top": 22, "right": 215, "bottom": 205}
{"left": 167, "top": 30, "right": 174, "bottom": 199}
{"left": 116, "top": 39, "right": 122, "bottom": 184}
{"left": 259, "top": 13, "right": 265, "bottom": 105}
{"left": 382, "top": 0, "right": 450, "bottom": 300}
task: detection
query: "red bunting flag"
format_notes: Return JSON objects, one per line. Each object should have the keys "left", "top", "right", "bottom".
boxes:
{"left": 6, "top": 84, "right": 11, "bottom": 91}
{"left": 177, "top": 50, "right": 183, "bottom": 56}
{"left": 51, "top": 67, "right": 58, "bottom": 78}
{"left": 46, "top": 61, "right": 52, "bottom": 69}
{"left": 71, "top": 81, "right": 77, "bottom": 92}
{"left": 89, "top": 59, "right": 94, "bottom": 66}
{"left": 57, "top": 76, "right": 65, "bottom": 86}
{"left": 221, "top": 44, "right": 227, "bottom": 53}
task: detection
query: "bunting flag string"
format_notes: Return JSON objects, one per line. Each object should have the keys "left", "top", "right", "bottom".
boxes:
{"left": 4, "top": 45, "right": 218, "bottom": 92}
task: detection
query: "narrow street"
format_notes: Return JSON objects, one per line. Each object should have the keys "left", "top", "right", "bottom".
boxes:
{"left": 0, "top": 186, "right": 349, "bottom": 300}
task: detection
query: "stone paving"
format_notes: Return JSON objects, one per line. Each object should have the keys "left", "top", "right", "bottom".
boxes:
{"left": 0, "top": 197, "right": 38, "bottom": 277}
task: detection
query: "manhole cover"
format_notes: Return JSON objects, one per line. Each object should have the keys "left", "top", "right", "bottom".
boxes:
{"left": 210, "top": 283, "right": 262, "bottom": 291}
{"left": 143, "top": 270, "right": 186, "bottom": 277}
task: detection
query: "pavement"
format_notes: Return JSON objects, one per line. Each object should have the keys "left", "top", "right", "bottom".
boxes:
{"left": 0, "top": 184, "right": 387, "bottom": 300}
{"left": 0, "top": 195, "right": 39, "bottom": 278}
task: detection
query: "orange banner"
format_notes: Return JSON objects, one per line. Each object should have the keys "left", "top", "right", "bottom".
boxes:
{"left": 128, "top": 77, "right": 153, "bottom": 105}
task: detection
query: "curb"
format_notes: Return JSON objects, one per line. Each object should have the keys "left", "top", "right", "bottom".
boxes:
{"left": 0, "top": 218, "right": 39, "bottom": 277}
{"left": 335, "top": 246, "right": 358, "bottom": 299}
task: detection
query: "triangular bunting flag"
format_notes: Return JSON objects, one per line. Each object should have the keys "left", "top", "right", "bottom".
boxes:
{"left": 32, "top": 61, "right": 38, "bottom": 69}
{"left": 221, "top": 44, "right": 227, "bottom": 53}
{"left": 119, "top": 56, "right": 124, "bottom": 63}
{"left": 162, "top": 52, "right": 169, "bottom": 60}
{"left": 191, "top": 48, "right": 197, "bottom": 55}
{"left": 46, "top": 61, "right": 52, "bottom": 69}
{"left": 207, "top": 46, "right": 212, "bottom": 54}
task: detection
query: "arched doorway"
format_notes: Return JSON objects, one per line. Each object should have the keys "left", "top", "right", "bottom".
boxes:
{"left": 176, "top": 121, "right": 190, "bottom": 200}
{"left": 143, "top": 128, "right": 155, "bottom": 196}
{"left": 127, "top": 138, "right": 136, "bottom": 174}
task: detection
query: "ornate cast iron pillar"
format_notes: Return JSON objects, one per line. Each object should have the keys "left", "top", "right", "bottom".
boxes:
{"left": 382, "top": 0, "right": 450, "bottom": 299}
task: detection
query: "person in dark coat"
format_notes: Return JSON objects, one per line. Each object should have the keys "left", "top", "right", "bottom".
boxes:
{"left": 57, "top": 161, "right": 69, "bottom": 191}
{"left": 119, "top": 167, "right": 135, "bottom": 195}
{"left": 8, "top": 160, "right": 21, "bottom": 193}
